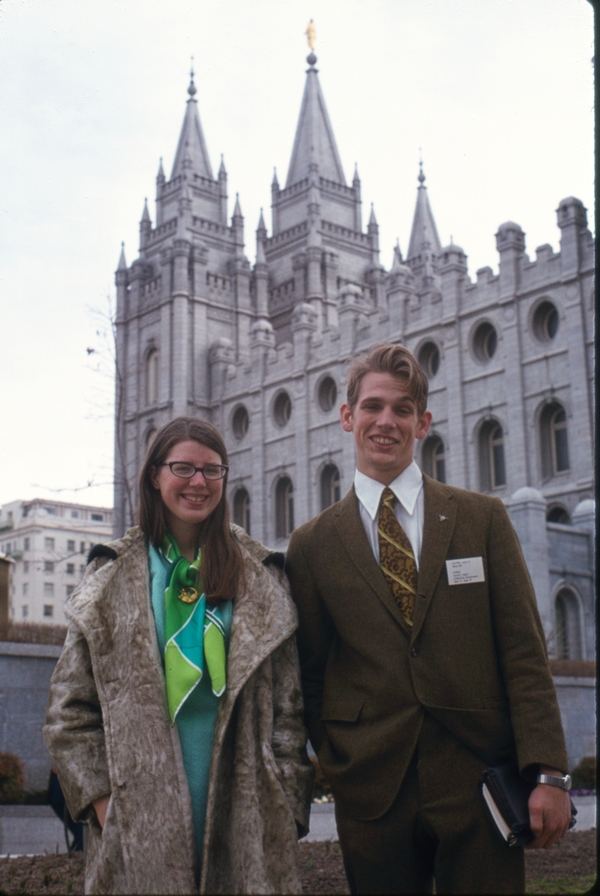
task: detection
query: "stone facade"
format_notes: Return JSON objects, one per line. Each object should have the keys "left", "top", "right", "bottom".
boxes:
{"left": 112, "top": 53, "right": 594, "bottom": 679}
{"left": 0, "top": 499, "right": 113, "bottom": 625}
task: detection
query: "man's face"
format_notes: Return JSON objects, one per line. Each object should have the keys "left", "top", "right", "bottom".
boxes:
{"left": 340, "top": 372, "right": 432, "bottom": 484}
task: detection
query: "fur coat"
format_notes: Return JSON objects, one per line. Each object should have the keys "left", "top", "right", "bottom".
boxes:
{"left": 44, "top": 526, "right": 314, "bottom": 895}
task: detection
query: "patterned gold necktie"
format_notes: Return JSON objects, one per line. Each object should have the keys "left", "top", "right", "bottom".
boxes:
{"left": 378, "top": 487, "right": 417, "bottom": 626}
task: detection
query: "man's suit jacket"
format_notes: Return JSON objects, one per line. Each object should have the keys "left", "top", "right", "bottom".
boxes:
{"left": 286, "top": 476, "right": 568, "bottom": 821}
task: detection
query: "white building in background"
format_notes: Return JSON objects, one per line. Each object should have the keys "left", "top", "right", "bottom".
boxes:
{"left": 0, "top": 498, "right": 113, "bottom": 625}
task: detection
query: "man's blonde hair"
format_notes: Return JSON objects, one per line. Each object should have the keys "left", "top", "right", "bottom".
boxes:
{"left": 345, "top": 343, "right": 429, "bottom": 417}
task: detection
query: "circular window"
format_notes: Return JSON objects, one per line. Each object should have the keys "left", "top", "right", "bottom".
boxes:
{"left": 473, "top": 322, "right": 498, "bottom": 362}
{"left": 273, "top": 391, "right": 292, "bottom": 427}
{"left": 318, "top": 376, "right": 338, "bottom": 412}
{"left": 533, "top": 301, "right": 559, "bottom": 342}
{"left": 418, "top": 342, "right": 440, "bottom": 378}
{"left": 232, "top": 405, "right": 249, "bottom": 440}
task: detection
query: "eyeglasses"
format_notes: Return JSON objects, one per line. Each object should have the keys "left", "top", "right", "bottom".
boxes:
{"left": 159, "top": 462, "right": 229, "bottom": 481}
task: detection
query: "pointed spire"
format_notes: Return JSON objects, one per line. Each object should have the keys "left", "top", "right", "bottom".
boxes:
{"left": 256, "top": 235, "right": 267, "bottom": 265}
{"left": 407, "top": 161, "right": 442, "bottom": 263}
{"left": 272, "top": 167, "right": 279, "bottom": 189}
{"left": 141, "top": 198, "right": 151, "bottom": 223}
{"left": 232, "top": 193, "right": 243, "bottom": 221}
{"left": 117, "top": 242, "right": 127, "bottom": 271}
{"left": 392, "top": 240, "right": 404, "bottom": 270}
{"left": 352, "top": 164, "right": 361, "bottom": 186}
{"left": 368, "top": 204, "right": 378, "bottom": 230}
{"left": 257, "top": 208, "right": 267, "bottom": 238}
{"left": 171, "top": 70, "right": 213, "bottom": 180}
{"left": 157, "top": 157, "right": 165, "bottom": 183}
{"left": 286, "top": 55, "right": 346, "bottom": 187}
{"left": 218, "top": 154, "right": 227, "bottom": 179}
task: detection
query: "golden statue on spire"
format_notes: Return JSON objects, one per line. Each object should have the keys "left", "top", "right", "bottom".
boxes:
{"left": 306, "top": 19, "right": 316, "bottom": 50}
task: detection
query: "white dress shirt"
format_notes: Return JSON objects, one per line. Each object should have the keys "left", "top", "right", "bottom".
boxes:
{"left": 354, "top": 461, "right": 425, "bottom": 570}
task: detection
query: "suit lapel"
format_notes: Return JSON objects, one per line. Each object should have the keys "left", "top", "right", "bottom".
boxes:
{"left": 412, "top": 476, "right": 457, "bottom": 639}
{"left": 333, "top": 487, "right": 412, "bottom": 633}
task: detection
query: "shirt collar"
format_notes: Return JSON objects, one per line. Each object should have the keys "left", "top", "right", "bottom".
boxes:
{"left": 354, "top": 461, "right": 424, "bottom": 521}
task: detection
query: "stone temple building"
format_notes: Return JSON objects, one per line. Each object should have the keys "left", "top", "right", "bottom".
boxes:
{"left": 113, "top": 51, "right": 594, "bottom": 766}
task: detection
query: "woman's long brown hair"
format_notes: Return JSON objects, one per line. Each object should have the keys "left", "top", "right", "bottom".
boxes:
{"left": 138, "top": 416, "right": 244, "bottom": 603}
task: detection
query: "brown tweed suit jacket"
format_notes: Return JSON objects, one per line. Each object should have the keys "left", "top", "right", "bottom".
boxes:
{"left": 286, "top": 476, "right": 568, "bottom": 821}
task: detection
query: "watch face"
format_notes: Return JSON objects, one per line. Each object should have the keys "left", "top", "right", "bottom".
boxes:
{"left": 564, "top": 774, "right": 572, "bottom": 791}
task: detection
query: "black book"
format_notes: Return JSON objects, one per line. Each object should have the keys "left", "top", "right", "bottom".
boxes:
{"left": 481, "top": 761, "right": 577, "bottom": 848}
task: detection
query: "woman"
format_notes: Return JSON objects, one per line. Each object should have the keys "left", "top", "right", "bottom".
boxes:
{"left": 44, "top": 417, "right": 314, "bottom": 895}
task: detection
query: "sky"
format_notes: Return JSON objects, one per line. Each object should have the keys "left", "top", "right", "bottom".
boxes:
{"left": 0, "top": 0, "right": 594, "bottom": 511}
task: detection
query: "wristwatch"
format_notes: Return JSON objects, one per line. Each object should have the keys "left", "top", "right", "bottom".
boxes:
{"left": 536, "top": 772, "right": 572, "bottom": 791}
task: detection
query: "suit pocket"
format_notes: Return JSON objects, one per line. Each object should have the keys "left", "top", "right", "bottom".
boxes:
{"left": 321, "top": 695, "right": 364, "bottom": 723}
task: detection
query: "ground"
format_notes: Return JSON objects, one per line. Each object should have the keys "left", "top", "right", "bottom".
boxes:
{"left": 0, "top": 830, "right": 595, "bottom": 894}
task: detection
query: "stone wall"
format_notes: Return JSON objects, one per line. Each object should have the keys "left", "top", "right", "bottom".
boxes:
{"left": 0, "top": 642, "right": 62, "bottom": 791}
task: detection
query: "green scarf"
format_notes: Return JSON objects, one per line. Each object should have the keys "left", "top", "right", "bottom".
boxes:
{"left": 160, "top": 534, "right": 227, "bottom": 723}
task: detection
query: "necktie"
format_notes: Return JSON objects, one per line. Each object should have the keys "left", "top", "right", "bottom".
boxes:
{"left": 378, "top": 487, "right": 417, "bottom": 626}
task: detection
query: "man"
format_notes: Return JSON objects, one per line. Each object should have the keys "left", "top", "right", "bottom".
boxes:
{"left": 286, "top": 343, "right": 572, "bottom": 894}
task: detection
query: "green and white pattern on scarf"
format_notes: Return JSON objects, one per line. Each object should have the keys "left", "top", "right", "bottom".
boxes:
{"left": 160, "top": 534, "right": 227, "bottom": 723}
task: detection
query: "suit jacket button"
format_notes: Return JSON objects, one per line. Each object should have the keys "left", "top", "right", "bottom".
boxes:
{"left": 410, "top": 647, "right": 420, "bottom": 658}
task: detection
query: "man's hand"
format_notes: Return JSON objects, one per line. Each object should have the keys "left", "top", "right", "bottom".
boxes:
{"left": 92, "top": 793, "right": 111, "bottom": 829}
{"left": 527, "top": 768, "right": 571, "bottom": 849}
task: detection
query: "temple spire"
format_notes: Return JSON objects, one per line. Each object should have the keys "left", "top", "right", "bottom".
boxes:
{"left": 171, "top": 68, "right": 213, "bottom": 180}
{"left": 406, "top": 161, "right": 442, "bottom": 264}
{"left": 117, "top": 242, "right": 127, "bottom": 271}
{"left": 286, "top": 49, "right": 345, "bottom": 187}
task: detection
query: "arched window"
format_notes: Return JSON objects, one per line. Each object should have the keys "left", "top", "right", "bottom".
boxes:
{"left": 146, "top": 348, "right": 159, "bottom": 406}
{"left": 422, "top": 436, "right": 446, "bottom": 483}
{"left": 478, "top": 421, "right": 506, "bottom": 491}
{"left": 540, "top": 402, "right": 570, "bottom": 479}
{"left": 275, "top": 477, "right": 294, "bottom": 539}
{"left": 320, "top": 464, "right": 341, "bottom": 511}
{"left": 547, "top": 505, "right": 570, "bottom": 524}
{"left": 233, "top": 488, "right": 251, "bottom": 535}
{"left": 555, "top": 589, "right": 582, "bottom": 660}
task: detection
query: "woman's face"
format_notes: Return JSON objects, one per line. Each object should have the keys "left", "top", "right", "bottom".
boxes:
{"left": 150, "top": 440, "right": 224, "bottom": 537}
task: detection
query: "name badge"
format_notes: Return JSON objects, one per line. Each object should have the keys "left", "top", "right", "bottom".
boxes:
{"left": 446, "top": 557, "right": 485, "bottom": 586}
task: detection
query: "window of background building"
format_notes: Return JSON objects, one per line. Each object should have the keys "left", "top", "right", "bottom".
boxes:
{"left": 80, "top": 541, "right": 86, "bottom": 554}
{"left": 44, "top": 561, "right": 54, "bottom": 573}
{"left": 66, "top": 585, "right": 75, "bottom": 597}
{"left": 23, "top": 561, "right": 29, "bottom": 573}
{"left": 44, "top": 506, "right": 57, "bottom": 516}
{"left": 22, "top": 583, "right": 29, "bottom": 596}
{"left": 532, "top": 300, "right": 559, "bottom": 342}
{"left": 44, "top": 537, "right": 55, "bottom": 551}
{"left": 555, "top": 588, "right": 582, "bottom": 660}
{"left": 422, "top": 436, "right": 446, "bottom": 483}
{"left": 43, "top": 582, "right": 54, "bottom": 597}
{"left": 232, "top": 405, "right": 250, "bottom": 440}
{"left": 67, "top": 563, "right": 75, "bottom": 575}
{"left": 91, "top": 513, "right": 103, "bottom": 522}
{"left": 233, "top": 488, "right": 251, "bottom": 534}
{"left": 540, "top": 402, "right": 570, "bottom": 479}
{"left": 320, "top": 464, "right": 341, "bottom": 511}
{"left": 24, "top": 537, "right": 30, "bottom": 551}
{"left": 67, "top": 540, "right": 76, "bottom": 552}
{"left": 275, "top": 477, "right": 294, "bottom": 538}
{"left": 22, "top": 605, "right": 28, "bottom": 619}
{"left": 547, "top": 505, "right": 570, "bottom": 524}
{"left": 43, "top": 604, "right": 54, "bottom": 618}
{"left": 478, "top": 421, "right": 506, "bottom": 491}
{"left": 318, "top": 376, "right": 338, "bottom": 412}
{"left": 71, "top": 510, "right": 79, "bottom": 519}
{"left": 473, "top": 321, "right": 498, "bottom": 362}
{"left": 273, "top": 391, "right": 292, "bottom": 427}
{"left": 418, "top": 342, "right": 440, "bottom": 378}
{"left": 146, "top": 348, "right": 159, "bottom": 406}
{"left": 79, "top": 564, "right": 86, "bottom": 576}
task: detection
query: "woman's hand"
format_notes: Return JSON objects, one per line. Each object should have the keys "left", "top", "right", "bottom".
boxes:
{"left": 93, "top": 794, "right": 111, "bottom": 828}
